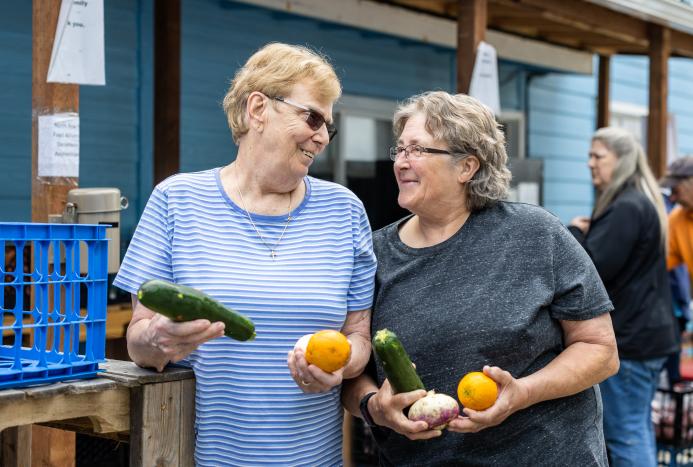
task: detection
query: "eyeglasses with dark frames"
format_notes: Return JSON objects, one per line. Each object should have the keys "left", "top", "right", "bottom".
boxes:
{"left": 272, "top": 96, "right": 337, "bottom": 142}
{"left": 389, "top": 144, "right": 456, "bottom": 162}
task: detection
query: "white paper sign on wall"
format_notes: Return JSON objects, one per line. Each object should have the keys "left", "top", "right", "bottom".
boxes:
{"left": 38, "top": 113, "right": 80, "bottom": 178}
{"left": 47, "top": 0, "right": 105, "bottom": 86}
{"left": 469, "top": 41, "right": 500, "bottom": 116}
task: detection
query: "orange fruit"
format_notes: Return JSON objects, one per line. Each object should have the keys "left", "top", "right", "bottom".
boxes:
{"left": 305, "top": 330, "right": 351, "bottom": 373}
{"left": 457, "top": 371, "right": 498, "bottom": 411}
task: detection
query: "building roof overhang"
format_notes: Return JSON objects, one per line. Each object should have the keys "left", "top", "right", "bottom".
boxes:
{"left": 378, "top": 0, "right": 693, "bottom": 57}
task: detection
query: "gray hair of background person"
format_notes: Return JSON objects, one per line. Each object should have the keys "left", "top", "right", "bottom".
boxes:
{"left": 222, "top": 43, "right": 342, "bottom": 144}
{"left": 393, "top": 91, "right": 511, "bottom": 211}
{"left": 592, "top": 126, "right": 668, "bottom": 243}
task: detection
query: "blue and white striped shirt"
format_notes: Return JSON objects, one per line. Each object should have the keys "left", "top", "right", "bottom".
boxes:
{"left": 114, "top": 168, "right": 376, "bottom": 466}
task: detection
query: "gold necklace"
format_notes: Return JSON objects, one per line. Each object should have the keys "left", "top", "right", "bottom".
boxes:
{"left": 234, "top": 172, "right": 293, "bottom": 260}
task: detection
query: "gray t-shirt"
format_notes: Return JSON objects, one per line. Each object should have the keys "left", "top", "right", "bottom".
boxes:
{"left": 370, "top": 202, "right": 613, "bottom": 467}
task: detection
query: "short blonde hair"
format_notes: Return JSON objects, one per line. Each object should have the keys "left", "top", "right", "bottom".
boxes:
{"left": 393, "top": 91, "right": 511, "bottom": 211}
{"left": 222, "top": 43, "right": 342, "bottom": 144}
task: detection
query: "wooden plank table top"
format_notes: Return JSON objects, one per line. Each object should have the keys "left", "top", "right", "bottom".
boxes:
{"left": 0, "top": 360, "right": 196, "bottom": 466}
{"left": 100, "top": 359, "right": 193, "bottom": 386}
{"left": 0, "top": 360, "right": 192, "bottom": 434}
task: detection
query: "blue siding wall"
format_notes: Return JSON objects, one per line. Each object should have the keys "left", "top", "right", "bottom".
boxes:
{"left": 3, "top": 0, "right": 693, "bottom": 232}
{"left": 0, "top": 1, "right": 32, "bottom": 220}
{"left": 528, "top": 72, "right": 597, "bottom": 222}
{"left": 81, "top": 0, "right": 152, "bottom": 243}
{"left": 180, "top": 0, "right": 458, "bottom": 172}
{"left": 0, "top": 0, "right": 151, "bottom": 245}
{"left": 180, "top": 1, "right": 529, "bottom": 173}
{"left": 530, "top": 55, "right": 693, "bottom": 223}
{"left": 610, "top": 56, "right": 693, "bottom": 157}
{"left": 670, "top": 58, "right": 693, "bottom": 155}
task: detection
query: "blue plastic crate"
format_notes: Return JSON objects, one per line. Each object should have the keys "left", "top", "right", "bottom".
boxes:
{"left": 0, "top": 223, "right": 108, "bottom": 389}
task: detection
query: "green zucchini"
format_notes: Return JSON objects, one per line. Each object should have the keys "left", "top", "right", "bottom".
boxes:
{"left": 137, "top": 279, "right": 256, "bottom": 341}
{"left": 373, "top": 329, "right": 425, "bottom": 393}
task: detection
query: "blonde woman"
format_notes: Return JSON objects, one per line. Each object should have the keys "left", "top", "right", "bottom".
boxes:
{"left": 569, "top": 127, "right": 678, "bottom": 467}
{"left": 115, "top": 43, "right": 376, "bottom": 466}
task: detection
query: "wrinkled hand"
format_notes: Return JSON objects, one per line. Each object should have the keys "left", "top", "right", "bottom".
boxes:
{"left": 369, "top": 379, "right": 440, "bottom": 440}
{"left": 569, "top": 216, "right": 591, "bottom": 234}
{"left": 287, "top": 347, "right": 344, "bottom": 393}
{"left": 447, "top": 366, "right": 530, "bottom": 433}
{"left": 145, "top": 314, "right": 225, "bottom": 371}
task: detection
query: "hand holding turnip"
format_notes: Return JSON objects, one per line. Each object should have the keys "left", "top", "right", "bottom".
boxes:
{"left": 368, "top": 379, "right": 443, "bottom": 440}
{"left": 407, "top": 391, "right": 460, "bottom": 430}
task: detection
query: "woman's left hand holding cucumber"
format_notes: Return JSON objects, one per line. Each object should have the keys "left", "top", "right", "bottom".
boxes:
{"left": 128, "top": 296, "right": 226, "bottom": 372}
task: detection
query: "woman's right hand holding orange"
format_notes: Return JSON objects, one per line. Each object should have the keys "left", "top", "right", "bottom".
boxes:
{"left": 447, "top": 365, "right": 530, "bottom": 433}
{"left": 369, "top": 379, "right": 442, "bottom": 440}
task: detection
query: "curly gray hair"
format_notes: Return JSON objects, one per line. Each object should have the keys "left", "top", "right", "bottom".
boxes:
{"left": 393, "top": 91, "right": 511, "bottom": 211}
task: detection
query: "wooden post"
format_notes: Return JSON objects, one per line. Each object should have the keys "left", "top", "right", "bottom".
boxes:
{"left": 30, "top": 0, "right": 79, "bottom": 465}
{"left": 154, "top": 0, "right": 181, "bottom": 185}
{"left": 648, "top": 24, "right": 670, "bottom": 178}
{"left": 457, "top": 0, "right": 487, "bottom": 93}
{"left": 342, "top": 412, "right": 353, "bottom": 467}
{"left": 32, "top": 0, "right": 79, "bottom": 222}
{"left": 2, "top": 427, "right": 32, "bottom": 467}
{"left": 597, "top": 55, "right": 611, "bottom": 129}
{"left": 129, "top": 379, "right": 195, "bottom": 466}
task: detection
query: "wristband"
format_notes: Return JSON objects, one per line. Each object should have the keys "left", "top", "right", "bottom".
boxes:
{"left": 359, "top": 391, "right": 378, "bottom": 428}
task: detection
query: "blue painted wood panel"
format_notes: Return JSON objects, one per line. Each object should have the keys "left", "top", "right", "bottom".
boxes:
{"left": 3, "top": 0, "right": 693, "bottom": 235}
{"left": 80, "top": 0, "right": 150, "bottom": 243}
{"left": 0, "top": 0, "right": 150, "bottom": 247}
{"left": 0, "top": 1, "right": 32, "bottom": 220}
{"left": 527, "top": 68, "right": 596, "bottom": 222}
{"left": 180, "top": 0, "right": 459, "bottom": 173}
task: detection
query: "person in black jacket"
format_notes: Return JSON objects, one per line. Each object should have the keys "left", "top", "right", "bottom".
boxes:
{"left": 569, "top": 126, "right": 679, "bottom": 467}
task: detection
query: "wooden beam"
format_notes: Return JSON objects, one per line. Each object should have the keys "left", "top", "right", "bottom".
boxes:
{"left": 491, "top": 16, "right": 574, "bottom": 30}
{"left": 647, "top": 24, "right": 670, "bottom": 179}
{"left": 2, "top": 426, "right": 32, "bottom": 467}
{"left": 31, "top": 0, "right": 79, "bottom": 463}
{"left": 671, "top": 29, "right": 693, "bottom": 58}
{"left": 129, "top": 379, "right": 195, "bottom": 467}
{"left": 457, "top": 0, "right": 487, "bottom": 93}
{"left": 32, "top": 0, "right": 79, "bottom": 223}
{"left": 154, "top": 0, "right": 181, "bottom": 185}
{"left": 388, "top": 0, "right": 453, "bottom": 17}
{"left": 31, "top": 426, "right": 76, "bottom": 467}
{"left": 514, "top": 0, "right": 649, "bottom": 46}
{"left": 597, "top": 55, "right": 611, "bottom": 129}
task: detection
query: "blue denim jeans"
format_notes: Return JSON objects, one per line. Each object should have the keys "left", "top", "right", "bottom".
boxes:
{"left": 600, "top": 357, "right": 667, "bottom": 467}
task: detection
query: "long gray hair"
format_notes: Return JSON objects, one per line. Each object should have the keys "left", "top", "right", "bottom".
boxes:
{"left": 592, "top": 127, "right": 667, "bottom": 244}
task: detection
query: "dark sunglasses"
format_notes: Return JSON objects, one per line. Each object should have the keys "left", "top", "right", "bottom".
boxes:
{"left": 272, "top": 96, "right": 337, "bottom": 141}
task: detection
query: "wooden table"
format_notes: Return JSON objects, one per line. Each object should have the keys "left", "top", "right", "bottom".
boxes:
{"left": 0, "top": 360, "right": 195, "bottom": 466}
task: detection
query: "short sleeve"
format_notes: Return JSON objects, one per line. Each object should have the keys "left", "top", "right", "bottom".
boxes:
{"left": 668, "top": 212, "right": 684, "bottom": 270}
{"left": 550, "top": 223, "right": 613, "bottom": 321}
{"left": 113, "top": 185, "right": 174, "bottom": 294}
{"left": 346, "top": 202, "right": 377, "bottom": 312}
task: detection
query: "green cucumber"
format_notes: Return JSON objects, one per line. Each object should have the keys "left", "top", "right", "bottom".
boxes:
{"left": 373, "top": 329, "right": 425, "bottom": 393}
{"left": 137, "top": 279, "right": 256, "bottom": 341}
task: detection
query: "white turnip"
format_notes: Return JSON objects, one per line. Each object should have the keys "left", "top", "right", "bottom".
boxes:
{"left": 407, "top": 390, "right": 460, "bottom": 430}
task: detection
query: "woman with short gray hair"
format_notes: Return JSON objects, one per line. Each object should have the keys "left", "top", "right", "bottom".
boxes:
{"left": 569, "top": 126, "right": 678, "bottom": 467}
{"left": 392, "top": 92, "right": 511, "bottom": 211}
{"left": 342, "top": 91, "right": 619, "bottom": 466}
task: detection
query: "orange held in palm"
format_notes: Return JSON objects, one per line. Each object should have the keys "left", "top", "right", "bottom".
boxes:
{"left": 306, "top": 330, "right": 351, "bottom": 373}
{"left": 457, "top": 371, "right": 498, "bottom": 411}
